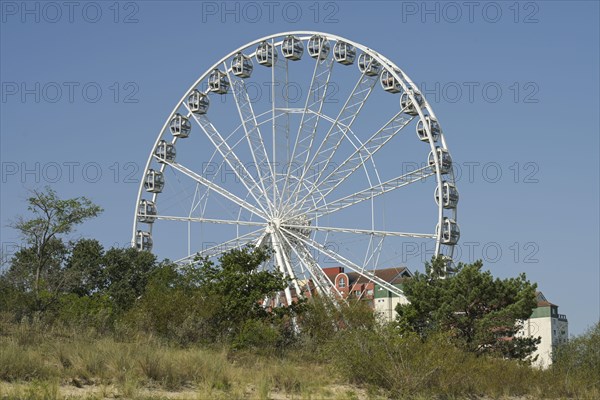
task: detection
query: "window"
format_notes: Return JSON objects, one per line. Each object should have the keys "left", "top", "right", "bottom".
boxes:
{"left": 354, "top": 290, "right": 361, "bottom": 296}
{"left": 338, "top": 277, "right": 346, "bottom": 288}
{"left": 367, "top": 289, "right": 374, "bottom": 296}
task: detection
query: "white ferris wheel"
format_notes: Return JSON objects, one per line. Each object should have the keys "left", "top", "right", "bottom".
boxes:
{"left": 132, "top": 31, "right": 460, "bottom": 302}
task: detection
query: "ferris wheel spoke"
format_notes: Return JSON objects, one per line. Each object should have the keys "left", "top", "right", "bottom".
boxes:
{"left": 270, "top": 43, "right": 288, "bottom": 208}
{"left": 279, "top": 41, "right": 335, "bottom": 211}
{"left": 305, "top": 165, "right": 435, "bottom": 219}
{"left": 192, "top": 149, "right": 262, "bottom": 223}
{"left": 293, "top": 111, "right": 415, "bottom": 213}
{"left": 185, "top": 110, "right": 273, "bottom": 215}
{"left": 278, "top": 231, "right": 341, "bottom": 299}
{"left": 286, "top": 71, "right": 379, "bottom": 213}
{"left": 282, "top": 227, "right": 404, "bottom": 297}
{"left": 192, "top": 122, "right": 247, "bottom": 210}
{"left": 363, "top": 235, "right": 385, "bottom": 272}
{"left": 282, "top": 224, "right": 436, "bottom": 239}
{"left": 151, "top": 215, "right": 267, "bottom": 227}
{"left": 175, "top": 228, "right": 265, "bottom": 265}
{"left": 224, "top": 63, "right": 275, "bottom": 214}
{"left": 160, "top": 158, "right": 268, "bottom": 220}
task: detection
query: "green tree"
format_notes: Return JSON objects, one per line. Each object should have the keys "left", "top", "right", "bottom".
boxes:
{"left": 63, "top": 239, "right": 105, "bottom": 296}
{"left": 195, "top": 247, "right": 300, "bottom": 346}
{"left": 8, "top": 187, "right": 102, "bottom": 310}
{"left": 396, "top": 257, "right": 540, "bottom": 360}
{"left": 125, "top": 261, "right": 212, "bottom": 343}
{"left": 125, "top": 247, "right": 302, "bottom": 347}
{"left": 101, "top": 247, "right": 157, "bottom": 313}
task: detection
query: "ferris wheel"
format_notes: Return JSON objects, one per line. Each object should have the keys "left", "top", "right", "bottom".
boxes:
{"left": 132, "top": 31, "right": 459, "bottom": 302}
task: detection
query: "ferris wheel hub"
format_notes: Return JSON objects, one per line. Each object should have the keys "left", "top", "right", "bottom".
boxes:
{"left": 270, "top": 217, "right": 282, "bottom": 230}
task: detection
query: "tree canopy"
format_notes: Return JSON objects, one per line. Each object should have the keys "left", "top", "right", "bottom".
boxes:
{"left": 395, "top": 257, "right": 540, "bottom": 361}
{"left": 6, "top": 187, "right": 102, "bottom": 311}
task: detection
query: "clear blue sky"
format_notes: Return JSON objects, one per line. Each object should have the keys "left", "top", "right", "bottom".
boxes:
{"left": 1, "top": 1, "right": 598, "bottom": 336}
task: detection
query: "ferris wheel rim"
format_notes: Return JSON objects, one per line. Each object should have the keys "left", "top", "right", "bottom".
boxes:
{"left": 132, "top": 31, "right": 459, "bottom": 291}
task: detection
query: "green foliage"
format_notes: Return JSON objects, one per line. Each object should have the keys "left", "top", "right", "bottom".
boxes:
{"left": 197, "top": 248, "right": 283, "bottom": 325}
{"left": 329, "top": 325, "right": 566, "bottom": 398}
{"left": 56, "top": 293, "right": 114, "bottom": 331}
{"left": 100, "top": 247, "right": 156, "bottom": 313}
{"left": 6, "top": 187, "right": 102, "bottom": 312}
{"left": 299, "top": 295, "right": 376, "bottom": 350}
{"left": 63, "top": 239, "right": 105, "bottom": 297}
{"left": 1, "top": 241, "right": 156, "bottom": 324}
{"left": 553, "top": 321, "right": 600, "bottom": 390}
{"left": 124, "top": 262, "right": 211, "bottom": 343}
{"left": 194, "top": 247, "right": 297, "bottom": 346}
{"left": 122, "top": 247, "right": 300, "bottom": 349}
{"left": 396, "top": 256, "right": 540, "bottom": 360}
{"left": 16, "top": 187, "right": 102, "bottom": 242}
{"left": 0, "top": 277, "right": 35, "bottom": 321}
{"left": 233, "top": 319, "right": 282, "bottom": 350}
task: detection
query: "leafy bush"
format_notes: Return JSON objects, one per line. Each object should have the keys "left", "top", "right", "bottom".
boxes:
{"left": 553, "top": 321, "right": 600, "bottom": 392}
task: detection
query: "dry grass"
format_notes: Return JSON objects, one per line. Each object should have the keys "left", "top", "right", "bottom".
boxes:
{"left": 0, "top": 323, "right": 361, "bottom": 399}
{"left": 1, "top": 322, "right": 598, "bottom": 399}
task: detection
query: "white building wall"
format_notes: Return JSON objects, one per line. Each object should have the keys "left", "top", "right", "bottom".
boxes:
{"left": 374, "top": 294, "right": 409, "bottom": 323}
{"left": 519, "top": 315, "right": 569, "bottom": 368}
{"left": 520, "top": 317, "right": 553, "bottom": 368}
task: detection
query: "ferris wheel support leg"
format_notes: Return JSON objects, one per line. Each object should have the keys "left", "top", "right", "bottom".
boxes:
{"left": 275, "top": 231, "right": 303, "bottom": 297}
{"left": 274, "top": 232, "right": 301, "bottom": 334}
{"left": 270, "top": 233, "right": 294, "bottom": 308}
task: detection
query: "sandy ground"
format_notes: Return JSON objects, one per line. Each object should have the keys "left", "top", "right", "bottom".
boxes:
{"left": 0, "top": 381, "right": 374, "bottom": 400}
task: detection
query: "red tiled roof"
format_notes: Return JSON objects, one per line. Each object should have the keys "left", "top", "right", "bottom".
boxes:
{"left": 536, "top": 291, "right": 556, "bottom": 307}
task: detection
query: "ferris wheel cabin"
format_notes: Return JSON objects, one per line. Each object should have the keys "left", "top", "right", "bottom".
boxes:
{"left": 333, "top": 41, "right": 356, "bottom": 65}
{"left": 232, "top": 53, "right": 253, "bottom": 78}
{"left": 308, "top": 35, "right": 330, "bottom": 60}
{"left": 400, "top": 90, "right": 424, "bottom": 116}
{"left": 417, "top": 116, "right": 441, "bottom": 142}
{"left": 154, "top": 140, "right": 176, "bottom": 163}
{"left": 187, "top": 90, "right": 209, "bottom": 115}
{"left": 135, "top": 230, "right": 153, "bottom": 251}
{"left": 144, "top": 169, "right": 164, "bottom": 193}
{"left": 435, "top": 182, "right": 459, "bottom": 209}
{"left": 358, "top": 53, "right": 381, "bottom": 76}
{"left": 208, "top": 69, "right": 229, "bottom": 94}
{"left": 428, "top": 147, "right": 452, "bottom": 174}
{"left": 137, "top": 199, "right": 157, "bottom": 223}
{"left": 282, "top": 35, "right": 304, "bottom": 60}
{"left": 441, "top": 255, "right": 457, "bottom": 273}
{"left": 256, "top": 41, "right": 277, "bottom": 67}
{"left": 437, "top": 217, "right": 460, "bottom": 245}
{"left": 169, "top": 113, "right": 191, "bottom": 138}
{"left": 380, "top": 69, "right": 402, "bottom": 93}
